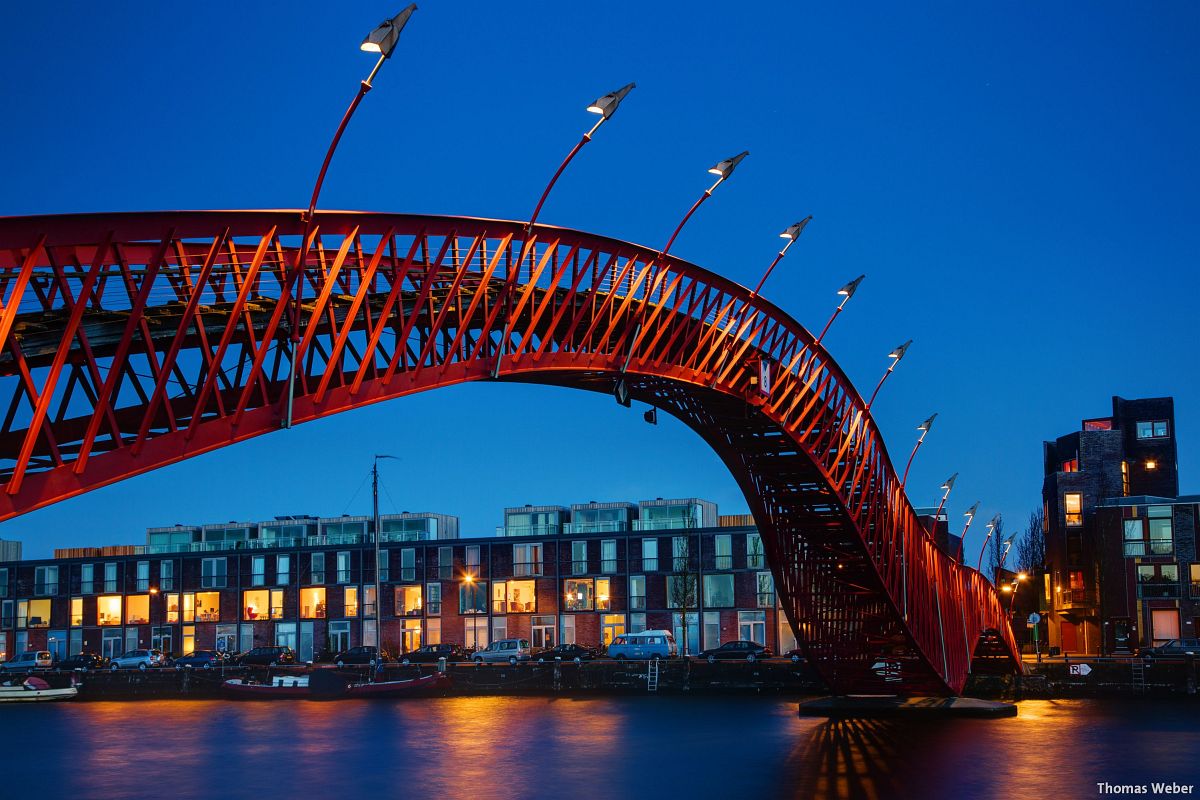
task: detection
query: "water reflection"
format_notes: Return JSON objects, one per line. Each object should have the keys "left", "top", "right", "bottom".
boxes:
{"left": 5, "top": 696, "right": 1198, "bottom": 799}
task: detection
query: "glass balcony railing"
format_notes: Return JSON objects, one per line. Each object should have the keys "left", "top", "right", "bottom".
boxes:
{"left": 503, "top": 524, "right": 561, "bottom": 537}
{"left": 629, "top": 595, "right": 646, "bottom": 611}
{"left": 633, "top": 519, "right": 695, "bottom": 531}
{"left": 564, "top": 521, "right": 628, "bottom": 534}
{"left": 713, "top": 555, "right": 733, "bottom": 570}
{"left": 641, "top": 558, "right": 659, "bottom": 572}
{"left": 756, "top": 592, "right": 776, "bottom": 608}
{"left": 512, "top": 562, "right": 543, "bottom": 578}
{"left": 601, "top": 560, "right": 618, "bottom": 574}
{"left": 1137, "top": 582, "right": 1179, "bottom": 599}
{"left": 570, "top": 560, "right": 589, "bottom": 576}
{"left": 1123, "top": 540, "right": 1174, "bottom": 557}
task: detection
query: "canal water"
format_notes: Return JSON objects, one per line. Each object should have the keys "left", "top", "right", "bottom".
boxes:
{"left": 3, "top": 696, "right": 1198, "bottom": 799}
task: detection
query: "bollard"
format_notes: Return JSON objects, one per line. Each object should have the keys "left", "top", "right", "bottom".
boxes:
{"left": 438, "top": 656, "right": 447, "bottom": 674}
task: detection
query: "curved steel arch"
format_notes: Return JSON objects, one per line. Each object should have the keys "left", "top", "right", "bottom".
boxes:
{"left": 0, "top": 210, "right": 1019, "bottom": 694}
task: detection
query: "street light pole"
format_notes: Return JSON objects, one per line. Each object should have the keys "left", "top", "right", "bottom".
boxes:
{"left": 900, "top": 413, "right": 937, "bottom": 489}
{"left": 283, "top": 6, "right": 418, "bottom": 429}
{"left": 373, "top": 454, "right": 398, "bottom": 666}
{"left": 865, "top": 340, "right": 913, "bottom": 410}
{"left": 662, "top": 151, "right": 749, "bottom": 256}
{"left": 976, "top": 514, "right": 1001, "bottom": 574}
{"left": 813, "top": 275, "right": 865, "bottom": 345}
{"left": 954, "top": 501, "right": 981, "bottom": 562}
{"left": 494, "top": 83, "right": 635, "bottom": 379}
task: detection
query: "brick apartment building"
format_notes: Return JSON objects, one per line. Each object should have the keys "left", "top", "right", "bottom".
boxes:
{"left": 0, "top": 497, "right": 796, "bottom": 663}
{"left": 1042, "top": 396, "right": 1198, "bottom": 655}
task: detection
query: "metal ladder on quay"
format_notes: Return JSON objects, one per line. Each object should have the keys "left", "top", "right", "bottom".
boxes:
{"left": 647, "top": 658, "right": 659, "bottom": 693}
{"left": 1131, "top": 658, "right": 1146, "bottom": 693}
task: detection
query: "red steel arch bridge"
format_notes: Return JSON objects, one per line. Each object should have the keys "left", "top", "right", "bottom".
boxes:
{"left": 0, "top": 209, "right": 1020, "bottom": 695}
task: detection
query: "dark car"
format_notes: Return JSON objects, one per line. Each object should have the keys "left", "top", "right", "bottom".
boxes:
{"left": 173, "top": 650, "right": 227, "bottom": 670}
{"left": 399, "top": 644, "right": 467, "bottom": 665}
{"left": 1141, "top": 638, "right": 1200, "bottom": 659}
{"left": 236, "top": 646, "right": 297, "bottom": 667}
{"left": 784, "top": 648, "right": 806, "bottom": 664}
{"left": 535, "top": 643, "right": 597, "bottom": 663}
{"left": 333, "top": 646, "right": 391, "bottom": 667}
{"left": 697, "top": 641, "right": 773, "bottom": 663}
{"left": 58, "top": 652, "right": 108, "bottom": 671}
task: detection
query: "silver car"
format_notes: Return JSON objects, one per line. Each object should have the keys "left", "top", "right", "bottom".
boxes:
{"left": 109, "top": 649, "right": 168, "bottom": 671}
{"left": 472, "top": 638, "right": 531, "bottom": 665}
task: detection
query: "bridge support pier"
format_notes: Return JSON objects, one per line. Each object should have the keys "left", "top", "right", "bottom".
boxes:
{"left": 798, "top": 696, "right": 1017, "bottom": 719}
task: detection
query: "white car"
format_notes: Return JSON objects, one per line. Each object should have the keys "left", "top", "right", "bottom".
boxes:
{"left": 0, "top": 650, "right": 53, "bottom": 672}
{"left": 109, "top": 649, "right": 168, "bottom": 671}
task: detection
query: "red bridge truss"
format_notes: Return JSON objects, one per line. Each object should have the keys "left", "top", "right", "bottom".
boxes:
{"left": 0, "top": 210, "right": 1019, "bottom": 694}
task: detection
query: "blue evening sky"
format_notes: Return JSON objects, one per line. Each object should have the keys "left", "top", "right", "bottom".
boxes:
{"left": 1, "top": 2, "right": 1197, "bottom": 559}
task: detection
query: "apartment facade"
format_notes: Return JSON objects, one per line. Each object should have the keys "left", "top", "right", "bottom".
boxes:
{"left": 1042, "top": 396, "right": 1197, "bottom": 654}
{"left": 0, "top": 498, "right": 790, "bottom": 662}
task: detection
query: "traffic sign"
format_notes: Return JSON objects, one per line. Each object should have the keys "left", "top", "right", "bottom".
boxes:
{"left": 1028, "top": 612, "right": 1041, "bottom": 625}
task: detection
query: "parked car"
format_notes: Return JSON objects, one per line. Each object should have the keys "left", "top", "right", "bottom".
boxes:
{"left": 784, "top": 648, "right": 806, "bottom": 664}
{"left": 607, "top": 630, "right": 678, "bottom": 661}
{"left": 400, "top": 644, "right": 467, "bottom": 665}
{"left": 333, "top": 646, "right": 392, "bottom": 667}
{"left": 697, "top": 640, "right": 773, "bottom": 663}
{"left": 173, "top": 650, "right": 227, "bottom": 670}
{"left": 535, "top": 643, "right": 597, "bottom": 663}
{"left": 0, "top": 651, "right": 54, "bottom": 672}
{"left": 1141, "top": 639, "right": 1200, "bottom": 659}
{"left": 58, "top": 652, "right": 108, "bottom": 671}
{"left": 109, "top": 649, "right": 169, "bottom": 671}
{"left": 235, "top": 646, "right": 297, "bottom": 667}
{"left": 472, "top": 638, "right": 532, "bottom": 665}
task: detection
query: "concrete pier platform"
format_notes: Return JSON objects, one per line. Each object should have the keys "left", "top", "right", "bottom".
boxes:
{"left": 798, "top": 695, "right": 1018, "bottom": 719}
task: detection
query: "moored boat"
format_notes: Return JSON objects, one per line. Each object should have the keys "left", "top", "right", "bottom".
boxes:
{"left": 223, "top": 675, "right": 310, "bottom": 699}
{"left": 342, "top": 672, "right": 451, "bottom": 698}
{"left": 0, "top": 676, "right": 78, "bottom": 703}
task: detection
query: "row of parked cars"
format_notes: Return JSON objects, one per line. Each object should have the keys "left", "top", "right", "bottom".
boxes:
{"left": 1, "top": 634, "right": 807, "bottom": 673}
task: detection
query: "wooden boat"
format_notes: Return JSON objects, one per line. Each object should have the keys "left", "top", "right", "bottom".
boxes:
{"left": 342, "top": 672, "right": 451, "bottom": 698}
{"left": 0, "top": 676, "right": 78, "bottom": 702}
{"left": 223, "top": 674, "right": 310, "bottom": 699}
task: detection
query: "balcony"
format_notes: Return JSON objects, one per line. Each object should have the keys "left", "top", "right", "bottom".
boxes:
{"left": 33, "top": 583, "right": 58, "bottom": 596}
{"left": 512, "top": 562, "right": 543, "bottom": 578}
{"left": 1058, "top": 588, "right": 1098, "bottom": 608}
{"left": 503, "top": 524, "right": 561, "bottom": 537}
{"left": 634, "top": 519, "right": 694, "bottom": 531}
{"left": 1137, "top": 582, "right": 1179, "bottom": 599}
{"left": 564, "top": 521, "right": 628, "bottom": 534}
{"left": 1123, "top": 540, "right": 1174, "bottom": 557}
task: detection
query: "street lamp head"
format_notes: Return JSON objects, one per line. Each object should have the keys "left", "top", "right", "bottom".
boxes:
{"left": 779, "top": 216, "right": 813, "bottom": 240}
{"left": 837, "top": 274, "right": 865, "bottom": 298}
{"left": 361, "top": 4, "right": 418, "bottom": 58}
{"left": 917, "top": 412, "right": 938, "bottom": 433}
{"left": 1017, "top": 572, "right": 1028, "bottom": 581}
{"left": 964, "top": 501, "right": 981, "bottom": 520}
{"left": 707, "top": 150, "right": 749, "bottom": 179}
{"left": 888, "top": 339, "right": 913, "bottom": 362}
{"left": 940, "top": 472, "right": 958, "bottom": 492}
{"left": 587, "top": 82, "right": 636, "bottom": 119}
{"left": 1001, "top": 584, "right": 1012, "bottom": 593}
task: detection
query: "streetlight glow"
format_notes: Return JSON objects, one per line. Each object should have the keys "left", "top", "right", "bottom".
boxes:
{"left": 888, "top": 340, "right": 913, "bottom": 362}
{"left": 587, "top": 82, "right": 636, "bottom": 118}
{"left": 708, "top": 150, "right": 749, "bottom": 178}
{"left": 838, "top": 275, "right": 866, "bottom": 298}
{"left": 918, "top": 413, "right": 938, "bottom": 433}
{"left": 361, "top": 4, "right": 418, "bottom": 57}
{"left": 779, "top": 217, "right": 813, "bottom": 240}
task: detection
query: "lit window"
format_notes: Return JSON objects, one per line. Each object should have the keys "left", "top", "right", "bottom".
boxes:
{"left": 396, "top": 585, "right": 423, "bottom": 616}
{"left": 1082, "top": 418, "right": 1112, "bottom": 431}
{"left": 597, "top": 578, "right": 611, "bottom": 611}
{"left": 345, "top": 586, "right": 359, "bottom": 618}
{"left": 564, "top": 578, "right": 594, "bottom": 611}
{"left": 243, "top": 589, "right": 271, "bottom": 620}
{"left": 1121, "top": 462, "right": 1130, "bottom": 496}
{"left": 195, "top": 592, "right": 220, "bottom": 621}
{"left": 70, "top": 597, "right": 83, "bottom": 627}
{"left": 300, "top": 587, "right": 326, "bottom": 619}
{"left": 1061, "top": 458, "right": 1078, "bottom": 473}
{"left": 1145, "top": 459, "right": 1158, "bottom": 471}
{"left": 459, "top": 581, "right": 487, "bottom": 615}
{"left": 97, "top": 595, "right": 122, "bottom": 626}
{"left": 1064, "top": 493, "right": 1083, "bottom": 526}
{"left": 125, "top": 595, "right": 150, "bottom": 624}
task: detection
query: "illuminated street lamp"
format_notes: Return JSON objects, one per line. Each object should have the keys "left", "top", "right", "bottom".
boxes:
{"left": 924, "top": 473, "right": 958, "bottom": 538}
{"left": 865, "top": 339, "right": 913, "bottom": 409}
{"left": 813, "top": 275, "right": 865, "bottom": 346}
{"left": 495, "top": 82, "right": 636, "bottom": 379}
{"left": 998, "top": 536, "right": 1016, "bottom": 573}
{"left": 900, "top": 413, "right": 937, "bottom": 489}
{"left": 285, "top": 6, "right": 418, "bottom": 429}
{"left": 662, "top": 151, "right": 749, "bottom": 255}
{"left": 954, "top": 501, "right": 981, "bottom": 562}
{"left": 976, "top": 513, "right": 1001, "bottom": 574}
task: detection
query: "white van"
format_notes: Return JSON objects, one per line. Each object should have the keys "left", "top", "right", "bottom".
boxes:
{"left": 607, "top": 630, "right": 678, "bottom": 660}
{"left": 1, "top": 651, "right": 53, "bottom": 672}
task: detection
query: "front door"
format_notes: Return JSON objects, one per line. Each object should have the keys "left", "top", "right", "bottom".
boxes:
{"left": 1061, "top": 621, "right": 1078, "bottom": 653}
{"left": 47, "top": 630, "right": 67, "bottom": 661}
{"left": 102, "top": 630, "right": 121, "bottom": 659}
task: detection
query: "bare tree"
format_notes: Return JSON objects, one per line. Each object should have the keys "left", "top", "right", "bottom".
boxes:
{"left": 1016, "top": 507, "right": 1046, "bottom": 573}
{"left": 669, "top": 538, "right": 698, "bottom": 656}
